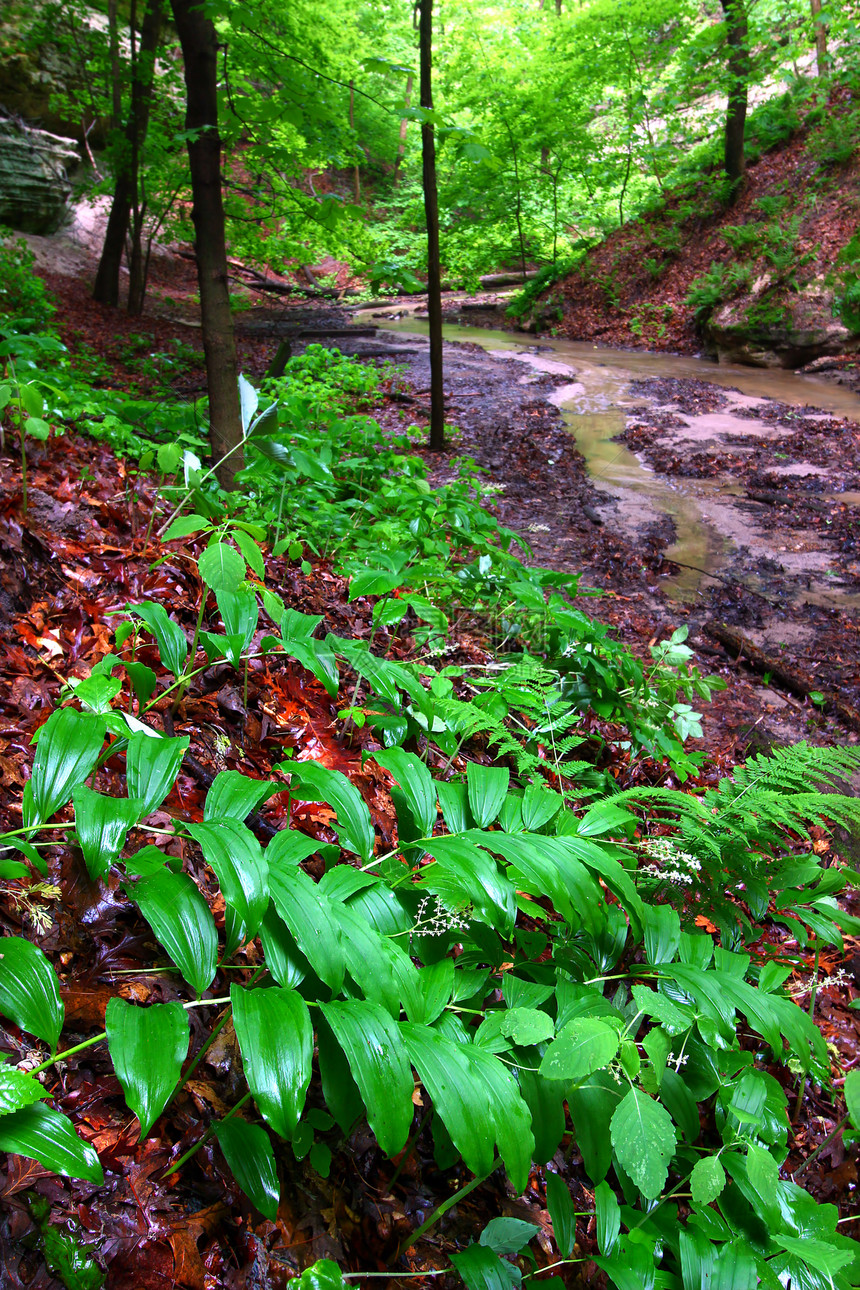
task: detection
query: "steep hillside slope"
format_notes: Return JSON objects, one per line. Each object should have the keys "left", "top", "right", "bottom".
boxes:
{"left": 518, "top": 81, "right": 860, "bottom": 372}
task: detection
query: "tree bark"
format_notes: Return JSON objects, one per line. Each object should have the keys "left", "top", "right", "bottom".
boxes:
{"left": 93, "top": 0, "right": 164, "bottom": 308}
{"left": 809, "top": 0, "right": 830, "bottom": 78}
{"left": 419, "top": 0, "right": 445, "bottom": 452}
{"left": 721, "top": 0, "right": 749, "bottom": 195}
{"left": 171, "top": 0, "right": 243, "bottom": 489}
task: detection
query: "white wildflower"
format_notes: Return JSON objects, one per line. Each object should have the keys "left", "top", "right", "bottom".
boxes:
{"left": 411, "top": 895, "right": 472, "bottom": 938}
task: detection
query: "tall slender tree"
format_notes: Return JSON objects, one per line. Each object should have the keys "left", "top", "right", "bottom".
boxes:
{"left": 171, "top": 0, "right": 243, "bottom": 490}
{"left": 721, "top": 0, "right": 749, "bottom": 194}
{"left": 92, "top": 0, "right": 165, "bottom": 309}
{"left": 419, "top": 0, "right": 444, "bottom": 452}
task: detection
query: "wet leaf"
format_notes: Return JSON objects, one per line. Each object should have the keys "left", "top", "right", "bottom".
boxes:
{"left": 72, "top": 786, "right": 145, "bottom": 881}
{"left": 0, "top": 1103, "right": 103, "bottom": 1183}
{"left": 130, "top": 869, "right": 218, "bottom": 996}
{"left": 27, "top": 708, "right": 106, "bottom": 825}
{"left": 106, "top": 998, "right": 189, "bottom": 1138}
{"left": 0, "top": 938, "right": 64, "bottom": 1048}
{"left": 231, "top": 983, "right": 312, "bottom": 1138}
{"left": 214, "top": 1117, "right": 279, "bottom": 1220}
{"left": 320, "top": 1000, "right": 412, "bottom": 1157}
{"left": 125, "top": 731, "right": 189, "bottom": 818}
{"left": 199, "top": 542, "right": 246, "bottom": 592}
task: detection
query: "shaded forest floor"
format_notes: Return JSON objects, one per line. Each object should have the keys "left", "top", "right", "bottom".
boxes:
{"left": 0, "top": 245, "right": 859, "bottom": 1287}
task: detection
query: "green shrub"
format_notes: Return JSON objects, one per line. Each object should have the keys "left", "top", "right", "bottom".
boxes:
{"left": 0, "top": 232, "right": 56, "bottom": 333}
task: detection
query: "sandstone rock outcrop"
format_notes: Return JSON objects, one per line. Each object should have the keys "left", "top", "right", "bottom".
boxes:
{"left": 0, "top": 115, "right": 80, "bottom": 234}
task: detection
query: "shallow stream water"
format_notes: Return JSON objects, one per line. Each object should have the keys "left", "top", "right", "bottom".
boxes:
{"left": 369, "top": 314, "right": 860, "bottom": 603}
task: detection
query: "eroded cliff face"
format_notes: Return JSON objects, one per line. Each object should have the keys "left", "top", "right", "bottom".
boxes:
{"left": 0, "top": 116, "right": 80, "bottom": 234}
{"left": 704, "top": 278, "right": 860, "bottom": 368}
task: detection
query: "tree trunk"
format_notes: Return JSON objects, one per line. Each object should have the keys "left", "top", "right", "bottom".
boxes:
{"left": 419, "top": 0, "right": 445, "bottom": 452}
{"left": 393, "top": 74, "right": 413, "bottom": 182}
{"left": 349, "top": 79, "right": 361, "bottom": 203}
{"left": 809, "top": 0, "right": 829, "bottom": 78}
{"left": 171, "top": 0, "right": 243, "bottom": 489}
{"left": 721, "top": 0, "right": 749, "bottom": 195}
{"left": 93, "top": 0, "right": 164, "bottom": 308}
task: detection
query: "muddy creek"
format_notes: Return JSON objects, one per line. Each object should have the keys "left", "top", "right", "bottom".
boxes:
{"left": 369, "top": 314, "right": 860, "bottom": 606}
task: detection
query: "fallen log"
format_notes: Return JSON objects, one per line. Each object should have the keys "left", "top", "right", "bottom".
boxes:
{"left": 703, "top": 620, "right": 860, "bottom": 731}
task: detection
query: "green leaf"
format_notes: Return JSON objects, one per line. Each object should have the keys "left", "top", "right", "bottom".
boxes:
{"left": 437, "top": 780, "right": 469, "bottom": 833}
{"left": 28, "top": 708, "right": 106, "bottom": 824}
{"left": 187, "top": 820, "right": 268, "bottom": 946}
{"left": 845, "top": 1068, "right": 860, "bottom": 1128}
{"left": 215, "top": 1117, "right": 279, "bottom": 1220}
{"left": 643, "top": 905, "right": 681, "bottom": 966}
{"left": 0, "top": 1063, "right": 48, "bottom": 1113}
{"left": 595, "top": 1180, "right": 620, "bottom": 1255}
{"left": 198, "top": 542, "right": 247, "bottom": 592}
{"left": 0, "top": 938, "right": 63, "bottom": 1048}
{"left": 631, "top": 985, "right": 691, "bottom": 1036}
{"left": 451, "top": 1244, "right": 521, "bottom": 1290}
{"left": 125, "top": 731, "right": 189, "bottom": 818}
{"left": 105, "top": 998, "right": 189, "bottom": 1138}
{"left": 292, "top": 1259, "right": 345, "bottom": 1290}
{"left": 661, "top": 1068, "right": 700, "bottom": 1143}
{"left": 0, "top": 1102, "right": 103, "bottom": 1183}
{"left": 774, "top": 1234, "right": 854, "bottom": 1277}
{"left": 259, "top": 903, "right": 306, "bottom": 988}
{"left": 691, "top": 1154, "right": 727, "bottom": 1207}
{"left": 745, "top": 1142, "right": 779, "bottom": 1208}
{"left": 320, "top": 1000, "right": 413, "bottom": 1157}
{"left": 401, "top": 1022, "right": 495, "bottom": 1178}
{"left": 610, "top": 1088, "right": 677, "bottom": 1200}
{"left": 479, "top": 1217, "right": 539, "bottom": 1255}
{"left": 231, "top": 983, "right": 312, "bottom": 1139}
{"left": 540, "top": 1018, "right": 619, "bottom": 1082}
{"left": 546, "top": 1172, "right": 577, "bottom": 1257}
{"left": 576, "top": 801, "right": 637, "bottom": 837}
{"left": 466, "top": 763, "right": 510, "bottom": 828}
{"left": 121, "top": 661, "right": 158, "bottom": 705}
{"left": 266, "top": 830, "right": 324, "bottom": 869}
{"left": 500, "top": 1007, "right": 554, "bottom": 1047}
{"left": 238, "top": 373, "right": 259, "bottom": 433}
{"left": 161, "top": 513, "right": 214, "bottom": 541}
{"left": 269, "top": 865, "right": 345, "bottom": 991}
{"left": 232, "top": 529, "right": 266, "bottom": 581}
{"left": 131, "top": 869, "right": 218, "bottom": 996}
{"left": 203, "top": 770, "right": 277, "bottom": 822}
{"left": 126, "top": 602, "right": 188, "bottom": 678}
{"left": 521, "top": 783, "right": 562, "bottom": 831}
{"left": 568, "top": 1070, "right": 621, "bottom": 1184}
{"left": 72, "top": 787, "right": 144, "bottom": 881}
{"left": 282, "top": 761, "right": 374, "bottom": 862}
{"left": 371, "top": 748, "right": 437, "bottom": 837}
{"left": 421, "top": 834, "right": 516, "bottom": 933}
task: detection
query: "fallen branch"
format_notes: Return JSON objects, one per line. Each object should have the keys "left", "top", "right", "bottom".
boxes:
{"left": 703, "top": 621, "right": 860, "bottom": 731}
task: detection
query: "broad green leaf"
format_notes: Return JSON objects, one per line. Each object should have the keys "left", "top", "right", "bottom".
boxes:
{"left": 518, "top": 1067, "right": 566, "bottom": 1164}
{"left": 28, "top": 708, "right": 106, "bottom": 824}
{"left": 72, "top": 787, "right": 144, "bottom": 881}
{"left": 106, "top": 998, "right": 189, "bottom": 1137}
{"left": 413, "top": 958, "right": 455, "bottom": 1025}
{"left": 611, "top": 1088, "right": 677, "bottom": 1200}
{"left": 774, "top": 1235, "right": 854, "bottom": 1277}
{"left": 479, "top": 1217, "right": 539, "bottom": 1254}
{"left": 281, "top": 761, "right": 374, "bottom": 862}
{"left": 661, "top": 1068, "right": 700, "bottom": 1143}
{"left": 420, "top": 834, "right": 516, "bottom": 933}
{"left": 131, "top": 869, "right": 218, "bottom": 996}
{"left": 292, "top": 1260, "right": 345, "bottom": 1290}
{"left": 198, "top": 542, "right": 246, "bottom": 592}
{"left": 281, "top": 635, "right": 340, "bottom": 697}
{"left": 161, "top": 513, "right": 213, "bottom": 541}
{"left": 745, "top": 1142, "right": 779, "bottom": 1209}
{"left": 215, "top": 587, "right": 259, "bottom": 665}
{"left": 125, "top": 731, "right": 189, "bottom": 817}
{"left": 691, "top": 1154, "right": 727, "bottom": 1207}
{"left": 401, "top": 1022, "right": 495, "bottom": 1178}
{"left": 329, "top": 902, "right": 409, "bottom": 1018}
{"left": 576, "top": 801, "right": 637, "bottom": 837}
{"left": 466, "top": 763, "right": 510, "bottom": 828}
{"left": 266, "top": 830, "right": 324, "bottom": 869}
{"left": 187, "top": 820, "right": 268, "bottom": 944}
{"left": 259, "top": 903, "right": 307, "bottom": 988}
{"left": 122, "top": 660, "right": 158, "bottom": 705}
{"left": 540, "top": 1018, "right": 619, "bottom": 1082}
{"left": 595, "top": 1180, "right": 620, "bottom": 1255}
{"left": 0, "top": 938, "right": 63, "bottom": 1048}
{"left": 546, "top": 1172, "right": 577, "bottom": 1256}
{"left": 269, "top": 866, "right": 345, "bottom": 991}
{"left": 0, "top": 1064, "right": 48, "bottom": 1113}
{"left": 238, "top": 373, "right": 259, "bottom": 432}
{"left": 320, "top": 1001, "right": 413, "bottom": 1157}
{"left": 317, "top": 1013, "right": 364, "bottom": 1137}
{"left": 521, "top": 783, "right": 562, "bottom": 831}
{"left": 126, "top": 602, "right": 188, "bottom": 677}
{"left": 500, "top": 1007, "right": 554, "bottom": 1047}
{"left": 568, "top": 1070, "right": 622, "bottom": 1183}
{"left": 203, "top": 770, "right": 277, "bottom": 822}
{"left": 231, "top": 984, "right": 312, "bottom": 1139}
{"left": 631, "top": 985, "right": 691, "bottom": 1036}
{"left": 215, "top": 1117, "right": 279, "bottom": 1220}
{"left": 0, "top": 1102, "right": 103, "bottom": 1183}
{"left": 371, "top": 748, "right": 437, "bottom": 837}
{"left": 643, "top": 904, "right": 681, "bottom": 966}
{"left": 231, "top": 530, "right": 266, "bottom": 581}
{"left": 846, "top": 1068, "right": 860, "bottom": 1128}
{"left": 451, "top": 1244, "right": 520, "bottom": 1290}
{"left": 437, "top": 780, "right": 469, "bottom": 833}
{"left": 464, "top": 1043, "right": 535, "bottom": 1194}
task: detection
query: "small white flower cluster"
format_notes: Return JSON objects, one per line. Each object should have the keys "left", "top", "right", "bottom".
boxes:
{"left": 483, "top": 483, "right": 506, "bottom": 495}
{"left": 669, "top": 1051, "right": 689, "bottom": 1071}
{"left": 790, "top": 967, "right": 853, "bottom": 998}
{"left": 412, "top": 894, "right": 472, "bottom": 937}
{"left": 640, "top": 837, "right": 701, "bottom": 888}
{"left": 527, "top": 523, "right": 551, "bottom": 533}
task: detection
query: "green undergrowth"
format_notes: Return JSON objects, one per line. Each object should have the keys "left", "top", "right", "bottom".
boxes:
{"left": 3, "top": 300, "right": 860, "bottom": 1288}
